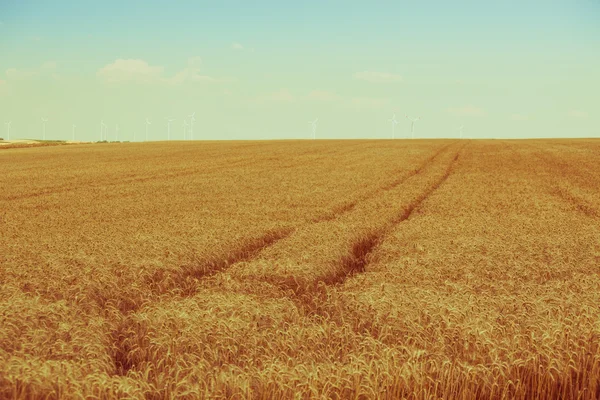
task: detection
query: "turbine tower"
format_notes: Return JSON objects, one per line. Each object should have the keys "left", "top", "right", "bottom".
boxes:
{"left": 188, "top": 112, "right": 195, "bottom": 140}
{"left": 115, "top": 124, "right": 119, "bottom": 142}
{"left": 309, "top": 118, "right": 318, "bottom": 140}
{"left": 405, "top": 115, "right": 420, "bottom": 139}
{"left": 101, "top": 120, "right": 107, "bottom": 141}
{"left": 4, "top": 121, "right": 11, "bottom": 141}
{"left": 145, "top": 118, "right": 151, "bottom": 142}
{"left": 100, "top": 120, "right": 105, "bottom": 141}
{"left": 166, "top": 118, "right": 175, "bottom": 141}
{"left": 388, "top": 114, "right": 399, "bottom": 139}
{"left": 41, "top": 117, "right": 48, "bottom": 140}
{"left": 183, "top": 120, "right": 189, "bottom": 140}
{"left": 72, "top": 124, "right": 76, "bottom": 141}
{"left": 457, "top": 125, "right": 464, "bottom": 139}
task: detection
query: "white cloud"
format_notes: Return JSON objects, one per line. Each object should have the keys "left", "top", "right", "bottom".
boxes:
{"left": 5, "top": 61, "right": 59, "bottom": 80}
{"left": 231, "top": 42, "right": 254, "bottom": 52}
{"left": 353, "top": 71, "right": 403, "bottom": 83}
{"left": 167, "top": 57, "right": 218, "bottom": 84}
{"left": 567, "top": 110, "right": 587, "bottom": 118}
{"left": 97, "top": 57, "right": 221, "bottom": 85}
{"left": 447, "top": 105, "right": 487, "bottom": 117}
{"left": 97, "top": 59, "right": 164, "bottom": 83}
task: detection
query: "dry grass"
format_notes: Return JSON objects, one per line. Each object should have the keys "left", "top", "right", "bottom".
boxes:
{"left": 1, "top": 139, "right": 599, "bottom": 399}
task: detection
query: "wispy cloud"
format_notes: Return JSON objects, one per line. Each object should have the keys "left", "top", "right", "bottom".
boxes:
{"left": 97, "top": 57, "right": 221, "bottom": 84}
{"left": 232, "top": 42, "right": 254, "bottom": 52}
{"left": 447, "top": 105, "right": 487, "bottom": 117}
{"left": 167, "top": 56, "right": 218, "bottom": 84}
{"left": 5, "top": 61, "right": 59, "bottom": 80}
{"left": 97, "top": 59, "right": 164, "bottom": 83}
{"left": 353, "top": 71, "right": 402, "bottom": 83}
{"left": 567, "top": 110, "right": 588, "bottom": 118}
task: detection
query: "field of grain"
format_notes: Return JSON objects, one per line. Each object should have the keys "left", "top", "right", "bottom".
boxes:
{"left": 1, "top": 139, "right": 599, "bottom": 399}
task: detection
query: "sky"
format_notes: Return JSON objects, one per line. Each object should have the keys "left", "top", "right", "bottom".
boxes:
{"left": 0, "top": 0, "right": 599, "bottom": 141}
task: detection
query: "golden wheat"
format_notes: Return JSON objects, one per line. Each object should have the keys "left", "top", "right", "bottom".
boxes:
{"left": 1, "top": 139, "right": 599, "bottom": 399}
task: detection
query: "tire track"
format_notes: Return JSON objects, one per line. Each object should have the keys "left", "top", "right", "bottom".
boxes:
{"left": 109, "top": 142, "right": 465, "bottom": 379}
{"left": 300, "top": 146, "right": 464, "bottom": 292}
{"left": 527, "top": 146, "right": 600, "bottom": 219}
{"left": 312, "top": 142, "right": 456, "bottom": 223}
{"left": 550, "top": 186, "right": 600, "bottom": 219}
{"left": 288, "top": 146, "right": 466, "bottom": 321}
{"left": 335, "top": 150, "right": 462, "bottom": 283}
{"left": 222, "top": 142, "right": 466, "bottom": 302}
{"left": 147, "top": 227, "right": 295, "bottom": 297}
{"left": 145, "top": 142, "right": 460, "bottom": 299}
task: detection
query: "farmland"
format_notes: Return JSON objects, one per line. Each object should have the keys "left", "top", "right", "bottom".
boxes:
{"left": 1, "top": 139, "right": 599, "bottom": 399}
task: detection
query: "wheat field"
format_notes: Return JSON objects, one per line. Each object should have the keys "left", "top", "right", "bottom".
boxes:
{"left": 1, "top": 139, "right": 599, "bottom": 399}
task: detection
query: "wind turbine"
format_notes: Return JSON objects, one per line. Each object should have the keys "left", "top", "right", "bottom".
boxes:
{"left": 183, "top": 120, "right": 189, "bottom": 140}
{"left": 188, "top": 112, "right": 195, "bottom": 140}
{"left": 405, "top": 115, "right": 420, "bottom": 139}
{"left": 388, "top": 114, "right": 399, "bottom": 139}
{"left": 309, "top": 118, "right": 318, "bottom": 140}
{"left": 4, "top": 121, "right": 11, "bottom": 141}
{"left": 145, "top": 118, "right": 151, "bottom": 141}
{"left": 166, "top": 118, "right": 175, "bottom": 141}
{"left": 72, "top": 124, "right": 76, "bottom": 141}
{"left": 457, "top": 125, "right": 464, "bottom": 139}
{"left": 115, "top": 124, "right": 119, "bottom": 142}
{"left": 101, "top": 120, "right": 107, "bottom": 141}
{"left": 41, "top": 117, "right": 48, "bottom": 140}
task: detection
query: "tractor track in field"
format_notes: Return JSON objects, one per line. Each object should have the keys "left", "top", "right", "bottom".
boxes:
{"left": 312, "top": 142, "right": 456, "bottom": 223}
{"left": 108, "top": 142, "right": 462, "bottom": 377}
{"left": 143, "top": 142, "right": 461, "bottom": 299}
{"left": 550, "top": 187, "right": 600, "bottom": 219}
{"left": 527, "top": 147, "right": 600, "bottom": 219}
{"left": 285, "top": 143, "right": 467, "bottom": 318}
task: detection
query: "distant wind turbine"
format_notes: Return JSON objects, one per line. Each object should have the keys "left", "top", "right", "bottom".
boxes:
{"left": 72, "top": 124, "right": 76, "bottom": 141}
{"left": 405, "top": 115, "right": 420, "bottom": 139}
{"left": 4, "top": 121, "right": 11, "bottom": 141}
{"left": 188, "top": 112, "right": 195, "bottom": 140}
{"left": 101, "top": 120, "right": 107, "bottom": 141}
{"left": 145, "top": 118, "right": 151, "bottom": 141}
{"left": 41, "top": 117, "right": 48, "bottom": 140}
{"left": 166, "top": 118, "right": 175, "bottom": 141}
{"left": 388, "top": 114, "right": 399, "bottom": 139}
{"left": 100, "top": 120, "right": 105, "bottom": 141}
{"left": 115, "top": 124, "right": 119, "bottom": 142}
{"left": 457, "top": 125, "right": 464, "bottom": 139}
{"left": 309, "top": 118, "right": 318, "bottom": 140}
{"left": 183, "top": 120, "right": 189, "bottom": 139}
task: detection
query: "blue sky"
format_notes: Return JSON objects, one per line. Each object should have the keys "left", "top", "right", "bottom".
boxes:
{"left": 0, "top": 0, "right": 598, "bottom": 141}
